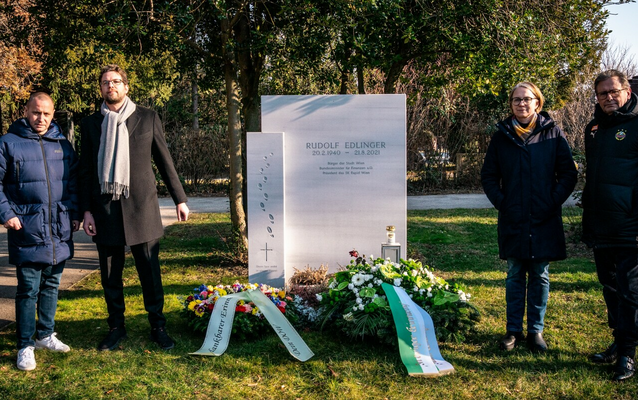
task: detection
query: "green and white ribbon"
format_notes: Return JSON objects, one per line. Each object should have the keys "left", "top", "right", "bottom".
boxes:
{"left": 382, "top": 283, "right": 455, "bottom": 377}
{"left": 190, "top": 289, "right": 314, "bottom": 362}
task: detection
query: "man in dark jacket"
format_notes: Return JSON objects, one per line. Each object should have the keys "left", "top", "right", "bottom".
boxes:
{"left": 79, "top": 64, "right": 189, "bottom": 351}
{"left": 0, "top": 92, "right": 79, "bottom": 371}
{"left": 582, "top": 70, "right": 638, "bottom": 382}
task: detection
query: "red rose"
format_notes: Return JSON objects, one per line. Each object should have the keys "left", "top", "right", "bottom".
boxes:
{"left": 186, "top": 296, "right": 194, "bottom": 302}
{"left": 236, "top": 305, "right": 247, "bottom": 313}
{"left": 207, "top": 303, "right": 214, "bottom": 311}
{"left": 349, "top": 250, "right": 359, "bottom": 257}
{"left": 277, "top": 305, "right": 286, "bottom": 313}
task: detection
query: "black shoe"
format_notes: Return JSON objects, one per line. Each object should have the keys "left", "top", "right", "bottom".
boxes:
{"left": 500, "top": 331, "right": 525, "bottom": 351}
{"left": 150, "top": 327, "right": 175, "bottom": 350}
{"left": 98, "top": 326, "right": 127, "bottom": 351}
{"left": 590, "top": 343, "right": 618, "bottom": 364}
{"left": 527, "top": 332, "right": 548, "bottom": 353}
{"left": 612, "top": 356, "right": 635, "bottom": 382}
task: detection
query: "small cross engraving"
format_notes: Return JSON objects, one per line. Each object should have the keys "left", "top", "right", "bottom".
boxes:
{"left": 260, "top": 243, "right": 274, "bottom": 261}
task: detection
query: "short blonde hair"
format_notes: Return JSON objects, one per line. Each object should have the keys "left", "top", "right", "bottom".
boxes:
{"left": 509, "top": 82, "right": 544, "bottom": 114}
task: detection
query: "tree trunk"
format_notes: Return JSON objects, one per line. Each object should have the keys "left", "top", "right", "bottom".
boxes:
{"left": 357, "top": 67, "right": 365, "bottom": 94}
{"left": 384, "top": 60, "right": 407, "bottom": 94}
{"left": 221, "top": 18, "right": 248, "bottom": 252}
{"left": 236, "top": 6, "right": 264, "bottom": 218}
{"left": 339, "top": 69, "right": 349, "bottom": 94}
{"left": 192, "top": 78, "right": 199, "bottom": 132}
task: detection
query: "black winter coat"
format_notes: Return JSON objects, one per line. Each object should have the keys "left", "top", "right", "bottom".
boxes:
{"left": 0, "top": 119, "right": 79, "bottom": 266}
{"left": 481, "top": 112, "right": 578, "bottom": 261}
{"left": 582, "top": 93, "right": 638, "bottom": 248}
{"left": 79, "top": 106, "right": 188, "bottom": 246}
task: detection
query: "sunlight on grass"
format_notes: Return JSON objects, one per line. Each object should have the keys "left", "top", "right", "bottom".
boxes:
{"left": 1, "top": 210, "right": 636, "bottom": 399}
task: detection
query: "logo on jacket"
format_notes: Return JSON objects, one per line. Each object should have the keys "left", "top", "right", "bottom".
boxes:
{"left": 616, "top": 129, "right": 627, "bottom": 141}
{"left": 590, "top": 125, "right": 598, "bottom": 138}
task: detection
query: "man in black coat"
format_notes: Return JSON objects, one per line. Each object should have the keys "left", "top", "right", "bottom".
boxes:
{"left": 79, "top": 64, "right": 189, "bottom": 351}
{"left": 582, "top": 69, "right": 638, "bottom": 382}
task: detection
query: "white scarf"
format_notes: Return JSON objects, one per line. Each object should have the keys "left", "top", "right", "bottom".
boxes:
{"left": 99, "top": 96, "right": 136, "bottom": 200}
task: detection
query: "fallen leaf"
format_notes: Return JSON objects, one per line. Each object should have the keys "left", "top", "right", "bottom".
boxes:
{"left": 247, "top": 374, "right": 262, "bottom": 387}
{"left": 327, "top": 365, "right": 339, "bottom": 377}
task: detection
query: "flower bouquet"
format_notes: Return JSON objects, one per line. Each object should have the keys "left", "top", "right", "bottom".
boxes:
{"left": 181, "top": 282, "right": 297, "bottom": 341}
{"left": 318, "top": 251, "right": 480, "bottom": 344}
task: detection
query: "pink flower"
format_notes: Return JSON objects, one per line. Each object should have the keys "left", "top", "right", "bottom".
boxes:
{"left": 349, "top": 250, "right": 359, "bottom": 257}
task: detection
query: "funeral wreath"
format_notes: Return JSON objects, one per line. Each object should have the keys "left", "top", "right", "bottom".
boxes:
{"left": 181, "top": 283, "right": 298, "bottom": 340}
{"left": 317, "top": 250, "right": 480, "bottom": 344}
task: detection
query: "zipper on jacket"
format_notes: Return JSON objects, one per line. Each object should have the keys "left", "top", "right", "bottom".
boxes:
{"left": 16, "top": 161, "right": 20, "bottom": 182}
{"left": 39, "top": 137, "right": 57, "bottom": 265}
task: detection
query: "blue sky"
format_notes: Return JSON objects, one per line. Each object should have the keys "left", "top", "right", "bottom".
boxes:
{"left": 606, "top": 1, "right": 638, "bottom": 63}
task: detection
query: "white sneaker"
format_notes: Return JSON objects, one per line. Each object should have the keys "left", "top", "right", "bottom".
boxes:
{"left": 17, "top": 346, "right": 36, "bottom": 371}
{"left": 35, "top": 333, "right": 70, "bottom": 353}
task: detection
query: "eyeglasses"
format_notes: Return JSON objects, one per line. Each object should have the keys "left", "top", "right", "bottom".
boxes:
{"left": 512, "top": 97, "right": 536, "bottom": 105}
{"left": 596, "top": 88, "right": 626, "bottom": 100}
{"left": 101, "top": 79, "right": 124, "bottom": 87}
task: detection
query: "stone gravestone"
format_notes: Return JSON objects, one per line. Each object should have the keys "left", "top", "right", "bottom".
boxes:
{"left": 248, "top": 95, "right": 406, "bottom": 287}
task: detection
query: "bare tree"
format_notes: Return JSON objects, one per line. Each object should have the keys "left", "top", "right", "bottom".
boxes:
{"left": 601, "top": 41, "right": 638, "bottom": 78}
{"left": 553, "top": 42, "right": 638, "bottom": 157}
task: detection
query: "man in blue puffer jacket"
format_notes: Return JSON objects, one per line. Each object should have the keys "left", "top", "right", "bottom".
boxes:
{"left": 0, "top": 92, "right": 79, "bottom": 371}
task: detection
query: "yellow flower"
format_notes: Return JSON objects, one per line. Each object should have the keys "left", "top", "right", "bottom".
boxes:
{"left": 238, "top": 300, "right": 245, "bottom": 306}
{"left": 278, "top": 290, "right": 286, "bottom": 299}
{"left": 187, "top": 300, "right": 201, "bottom": 311}
{"left": 194, "top": 308, "right": 204, "bottom": 317}
{"left": 252, "top": 307, "right": 260, "bottom": 315}
{"left": 218, "top": 289, "right": 227, "bottom": 296}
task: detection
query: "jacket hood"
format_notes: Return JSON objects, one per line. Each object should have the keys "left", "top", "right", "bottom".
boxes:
{"left": 7, "top": 118, "right": 65, "bottom": 141}
{"left": 593, "top": 92, "right": 638, "bottom": 128}
{"left": 496, "top": 111, "right": 555, "bottom": 140}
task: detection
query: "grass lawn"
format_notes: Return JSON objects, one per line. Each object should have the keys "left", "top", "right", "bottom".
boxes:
{"left": 1, "top": 208, "right": 636, "bottom": 399}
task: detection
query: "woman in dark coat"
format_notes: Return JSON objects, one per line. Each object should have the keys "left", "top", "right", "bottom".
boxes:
{"left": 481, "top": 82, "right": 578, "bottom": 352}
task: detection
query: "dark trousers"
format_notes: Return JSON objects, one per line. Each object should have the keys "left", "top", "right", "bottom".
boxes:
{"left": 97, "top": 238, "right": 166, "bottom": 329}
{"left": 593, "top": 247, "right": 638, "bottom": 358}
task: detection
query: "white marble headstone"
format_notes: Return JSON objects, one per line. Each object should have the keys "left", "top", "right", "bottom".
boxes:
{"left": 247, "top": 133, "right": 285, "bottom": 286}
{"left": 248, "top": 95, "right": 406, "bottom": 287}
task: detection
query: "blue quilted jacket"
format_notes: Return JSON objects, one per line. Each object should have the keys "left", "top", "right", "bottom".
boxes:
{"left": 0, "top": 119, "right": 79, "bottom": 266}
